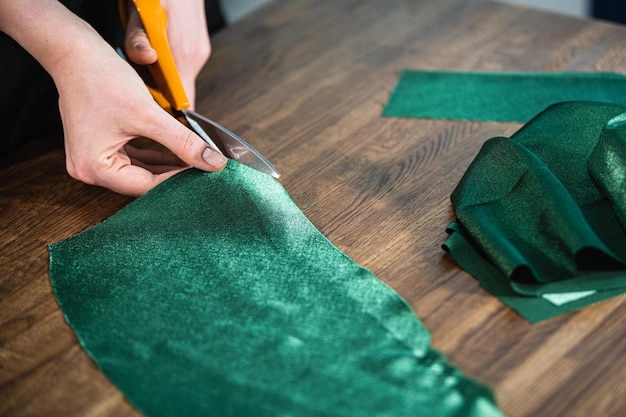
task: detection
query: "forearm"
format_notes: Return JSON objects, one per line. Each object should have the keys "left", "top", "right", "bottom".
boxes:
{"left": 0, "top": 0, "right": 113, "bottom": 85}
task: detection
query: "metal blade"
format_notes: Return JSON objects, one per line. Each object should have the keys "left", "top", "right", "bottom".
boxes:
{"left": 184, "top": 110, "right": 280, "bottom": 179}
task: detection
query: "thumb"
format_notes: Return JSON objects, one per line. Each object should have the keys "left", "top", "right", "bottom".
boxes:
{"left": 124, "top": 8, "right": 157, "bottom": 65}
{"left": 150, "top": 112, "right": 228, "bottom": 172}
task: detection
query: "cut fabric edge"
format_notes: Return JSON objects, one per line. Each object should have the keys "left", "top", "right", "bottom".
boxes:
{"left": 381, "top": 69, "right": 626, "bottom": 123}
{"left": 443, "top": 222, "right": 626, "bottom": 323}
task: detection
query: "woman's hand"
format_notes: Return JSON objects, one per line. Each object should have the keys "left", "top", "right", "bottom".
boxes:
{"left": 0, "top": 0, "right": 225, "bottom": 196}
{"left": 57, "top": 35, "right": 225, "bottom": 196}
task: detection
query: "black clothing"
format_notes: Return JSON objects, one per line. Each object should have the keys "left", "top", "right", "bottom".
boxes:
{"left": 0, "top": 0, "right": 225, "bottom": 154}
{"left": 592, "top": 0, "right": 626, "bottom": 24}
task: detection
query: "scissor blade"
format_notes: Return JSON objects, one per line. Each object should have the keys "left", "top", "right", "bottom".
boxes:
{"left": 184, "top": 110, "right": 281, "bottom": 179}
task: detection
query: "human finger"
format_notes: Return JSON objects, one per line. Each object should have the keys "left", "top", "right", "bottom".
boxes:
{"left": 140, "top": 113, "right": 227, "bottom": 173}
{"left": 93, "top": 150, "right": 187, "bottom": 197}
{"left": 124, "top": 144, "right": 188, "bottom": 167}
{"left": 124, "top": 7, "right": 157, "bottom": 65}
{"left": 127, "top": 160, "right": 191, "bottom": 175}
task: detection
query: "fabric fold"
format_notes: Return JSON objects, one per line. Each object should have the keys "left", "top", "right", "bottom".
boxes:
{"left": 444, "top": 101, "right": 626, "bottom": 322}
{"left": 589, "top": 112, "right": 626, "bottom": 227}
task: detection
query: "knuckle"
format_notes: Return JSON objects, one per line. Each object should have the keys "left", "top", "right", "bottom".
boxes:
{"left": 178, "top": 40, "right": 211, "bottom": 72}
{"left": 174, "top": 128, "right": 199, "bottom": 157}
{"left": 125, "top": 29, "right": 145, "bottom": 47}
{"left": 200, "top": 40, "right": 211, "bottom": 62}
{"left": 66, "top": 159, "right": 97, "bottom": 185}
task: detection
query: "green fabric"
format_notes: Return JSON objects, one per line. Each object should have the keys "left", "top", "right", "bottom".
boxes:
{"left": 443, "top": 101, "right": 626, "bottom": 323}
{"left": 382, "top": 70, "right": 626, "bottom": 122}
{"left": 49, "top": 162, "right": 504, "bottom": 417}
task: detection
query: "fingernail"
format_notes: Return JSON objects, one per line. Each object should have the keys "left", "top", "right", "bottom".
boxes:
{"left": 202, "top": 148, "right": 227, "bottom": 168}
{"left": 133, "top": 42, "right": 148, "bottom": 51}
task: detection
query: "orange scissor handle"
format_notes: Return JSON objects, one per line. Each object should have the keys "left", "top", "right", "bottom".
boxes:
{"left": 119, "top": 0, "right": 190, "bottom": 112}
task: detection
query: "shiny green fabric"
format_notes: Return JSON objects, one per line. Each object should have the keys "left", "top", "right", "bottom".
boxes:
{"left": 49, "top": 162, "right": 503, "bottom": 417}
{"left": 382, "top": 70, "right": 626, "bottom": 122}
{"left": 444, "top": 101, "right": 626, "bottom": 322}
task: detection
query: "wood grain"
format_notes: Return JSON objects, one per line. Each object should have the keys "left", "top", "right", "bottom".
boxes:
{"left": 2, "top": 0, "right": 626, "bottom": 416}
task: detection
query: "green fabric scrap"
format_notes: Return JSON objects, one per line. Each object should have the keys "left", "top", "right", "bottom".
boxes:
{"left": 382, "top": 70, "right": 626, "bottom": 122}
{"left": 49, "top": 162, "right": 504, "bottom": 417}
{"left": 443, "top": 101, "right": 626, "bottom": 322}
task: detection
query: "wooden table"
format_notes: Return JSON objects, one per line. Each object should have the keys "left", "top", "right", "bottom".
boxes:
{"left": 2, "top": 0, "right": 626, "bottom": 415}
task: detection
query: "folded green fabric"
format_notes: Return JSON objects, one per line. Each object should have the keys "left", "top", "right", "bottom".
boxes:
{"left": 49, "top": 162, "right": 503, "bottom": 417}
{"left": 382, "top": 70, "right": 626, "bottom": 122}
{"left": 444, "top": 101, "right": 626, "bottom": 322}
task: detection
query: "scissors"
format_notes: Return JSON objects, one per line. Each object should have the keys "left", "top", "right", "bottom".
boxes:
{"left": 118, "top": 0, "right": 280, "bottom": 179}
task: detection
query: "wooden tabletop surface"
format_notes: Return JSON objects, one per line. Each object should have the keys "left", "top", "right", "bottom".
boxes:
{"left": 2, "top": 0, "right": 626, "bottom": 416}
